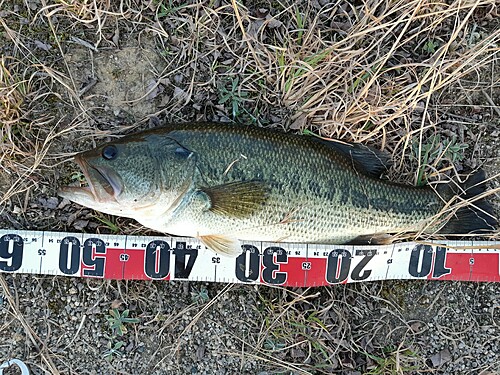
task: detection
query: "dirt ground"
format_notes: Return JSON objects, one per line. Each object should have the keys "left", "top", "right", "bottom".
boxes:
{"left": 0, "top": 0, "right": 499, "bottom": 374}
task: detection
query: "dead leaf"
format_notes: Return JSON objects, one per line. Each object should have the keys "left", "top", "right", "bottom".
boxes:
{"left": 69, "top": 36, "right": 97, "bottom": 51}
{"left": 265, "top": 14, "right": 282, "bottom": 28}
{"left": 73, "top": 219, "right": 88, "bottom": 231}
{"left": 160, "top": 95, "right": 171, "bottom": 107}
{"left": 196, "top": 345, "right": 206, "bottom": 359}
{"left": 112, "top": 26, "right": 120, "bottom": 48}
{"left": 146, "top": 79, "right": 163, "bottom": 100}
{"left": 255, "top": 8, "right": 269, "bottom": 18}
{"left": 291, "top": 347, "right": 305, "bottom": 358}
{"left": 34, "top": 40, "right": 51, "bottom": 51}
{"left": 410, "top": 321, "right": 423, "bottom": 333}
{"left": 429, "top": 348, "right": 451, "bottom": 367}
{"left": 289, "top": 113, "right": 307, "bottom": 130}
{"left": 173, "top": 86, "right": 187, "bottom": 102}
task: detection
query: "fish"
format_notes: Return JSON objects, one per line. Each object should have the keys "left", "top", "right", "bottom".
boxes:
{"left": 58, "top": 122, "right": 497, "bottom": 256}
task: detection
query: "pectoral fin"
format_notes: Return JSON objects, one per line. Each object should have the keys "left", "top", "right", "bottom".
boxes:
{"left": 199, "top": 234, "right": 242, "bottom": 256}
{"left": 198, "top": 180, "right": 268, "bottom": 218}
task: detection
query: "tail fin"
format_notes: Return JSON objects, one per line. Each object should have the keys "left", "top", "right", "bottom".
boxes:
{"left": 438, "top": 170, "right": 497, "bottom": 234}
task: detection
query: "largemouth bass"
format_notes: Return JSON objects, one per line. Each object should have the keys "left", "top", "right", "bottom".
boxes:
{"left": 59, "top": 122, "right": 496, "bottom": 255}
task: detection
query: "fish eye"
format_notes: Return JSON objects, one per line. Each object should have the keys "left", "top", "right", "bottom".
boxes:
{"left": 102, "top": 145, "right": 118, "bottom": 160}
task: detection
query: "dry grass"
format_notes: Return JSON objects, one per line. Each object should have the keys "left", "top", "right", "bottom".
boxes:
{"left": 0, "top": 0, "right": 499, "bottom": 373}
{"left": 1, "top": 0, "right": 498, "bottom": 220}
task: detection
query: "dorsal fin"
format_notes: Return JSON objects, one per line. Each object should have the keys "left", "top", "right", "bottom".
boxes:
{"left": 310, "top": 137, "right": 392, "bottom": 177}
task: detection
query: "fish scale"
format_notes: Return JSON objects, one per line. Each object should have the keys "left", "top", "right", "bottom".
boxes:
{"left": 59, "top": 122, "right": 496, "bottom": 256}
{"left": 149, "top": 124, "right": 440, "bottom": 242}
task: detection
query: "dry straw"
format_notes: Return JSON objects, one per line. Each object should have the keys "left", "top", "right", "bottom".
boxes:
{"left": 0, "top": 0, "right": 498, "bottom": 239}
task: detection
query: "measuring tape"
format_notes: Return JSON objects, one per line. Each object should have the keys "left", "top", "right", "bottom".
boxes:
{"left": 1, "top": 229, "right": 500, "bottom": 285}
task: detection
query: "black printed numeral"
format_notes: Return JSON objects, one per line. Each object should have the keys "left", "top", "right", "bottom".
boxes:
{"left": 144, "top": 240, "right": 171, "bottom": 279}
{"left": 235, "top": 244, "right": 260, "bottom": 282}
{"left": 351, "top": 249, "right": 376, "bottom": 281}
{"left": 262, "top": 247, "right": 288, "bottom": 285}
{"left": 82, "top": 238, "right": 106, "bottom": 277}
{"left": 174, "top": 242, "right": 198, "bottom": 279}
{"left": 59, "top": 236, "right": 81, "bottom": 275}
{"left": 0, "top": 234, "right": 24, "bottom": 272}
{"left": 326, "top": 249, "right": 352, "bottom": 284}
{"left": 408, "top": 245, "right": 451, "bottom": 278}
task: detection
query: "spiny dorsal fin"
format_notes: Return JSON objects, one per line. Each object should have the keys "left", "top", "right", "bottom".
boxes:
{"left": 311, "top": 137, "right": 392, "bottom": 177}
{"left": 198, "top": 180, "right": 268, "bottom": 218}
{"left": 199, "top": 234, "right": 241, "bottom": 256}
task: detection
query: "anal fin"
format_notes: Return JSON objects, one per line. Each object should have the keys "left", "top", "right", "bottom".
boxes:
{"left": 199, "top": 234, "right": 242, "bottom": 257}
{"left": 348, "top": 233, "right": 395, "bottom": 245}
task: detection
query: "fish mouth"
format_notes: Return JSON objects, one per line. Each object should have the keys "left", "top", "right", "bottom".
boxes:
{"left": 59, "top": 155, "right": 123, "bottom": 203}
